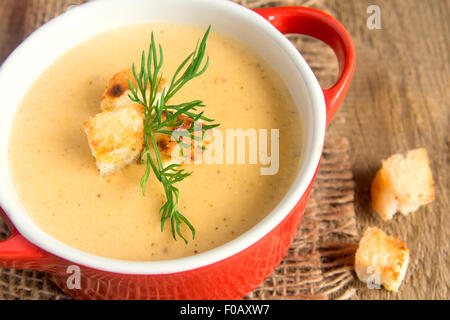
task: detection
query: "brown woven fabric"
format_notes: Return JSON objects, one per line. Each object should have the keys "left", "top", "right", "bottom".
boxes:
{"left": 23, "top": 0, "right": 90, "bottom": 35}
{"left": 0, "top": 0, "right": 358, "bottom": 300}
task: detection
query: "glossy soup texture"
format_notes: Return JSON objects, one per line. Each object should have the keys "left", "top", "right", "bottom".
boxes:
{"left": 8, "top": 24, "right": 302, "bottom": 261}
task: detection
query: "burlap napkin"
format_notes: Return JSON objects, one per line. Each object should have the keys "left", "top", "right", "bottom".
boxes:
{"left": 0, "top": 0, "right": 358, "bottom": 300}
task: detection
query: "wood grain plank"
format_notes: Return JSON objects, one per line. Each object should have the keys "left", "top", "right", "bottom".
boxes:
{"left": 327, "top": 0, "right": 449, "bottom": 299}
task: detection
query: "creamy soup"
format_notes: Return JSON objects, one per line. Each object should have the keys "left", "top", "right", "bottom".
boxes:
{"left": 8, "top": 24, "right": 301, "bottom": 261}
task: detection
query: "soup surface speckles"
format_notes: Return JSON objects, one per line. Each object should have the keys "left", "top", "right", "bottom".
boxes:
{"left": 8, "top": 23, "right": 302, "bottom": 261}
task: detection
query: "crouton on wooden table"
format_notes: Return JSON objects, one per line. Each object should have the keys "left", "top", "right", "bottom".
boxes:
{"left": 355, "top": 227, "right": 409, "bottom": 292}
{"left": 371, "top": 148, "right": 434, "bottom": 221}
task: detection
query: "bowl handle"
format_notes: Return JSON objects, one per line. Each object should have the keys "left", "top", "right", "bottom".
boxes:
{"left": 254, "top": 7, "right": 356, "bottom": 127}
{"left": 0, "top": 208, "right": 51, "bottom": 269}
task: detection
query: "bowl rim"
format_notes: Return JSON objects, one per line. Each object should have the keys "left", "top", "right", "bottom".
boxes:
{"left": 0, "top": 0, "right": 326, "bottom": 275}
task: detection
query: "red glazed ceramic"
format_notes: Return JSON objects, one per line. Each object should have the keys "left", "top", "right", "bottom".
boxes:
{"left": 0, "top": 0, "right": 355, "bottom": 299}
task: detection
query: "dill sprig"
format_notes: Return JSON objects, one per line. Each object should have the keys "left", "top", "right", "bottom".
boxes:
{"left": 127, "top": 26, "right": 219, "bottom": 243}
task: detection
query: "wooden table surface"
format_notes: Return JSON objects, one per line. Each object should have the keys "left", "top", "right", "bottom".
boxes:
{"left": 0, "top": 0, "right": 448, "bottom": 300}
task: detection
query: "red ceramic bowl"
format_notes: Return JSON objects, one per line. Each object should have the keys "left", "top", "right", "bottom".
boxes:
{"left": 0, "top": 0, "right": 355, "bottom": 299}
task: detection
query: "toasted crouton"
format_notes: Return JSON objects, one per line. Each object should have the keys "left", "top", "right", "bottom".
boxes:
{"left": 83, "top": 105, "right": 144, "bottom": 175}
{"left": 355, "top": 227, "right": 409, "bottom": 292}
{"left": 371, "top": 148, "right": 434, "bottom": 221}
{"left": 100, "top": 69, "right": 166, "bottom": 112}
{"left": 85, "top": 70, "right": 210, "bottom": 174}
{"left": 154, "top": 114, "right": 214, "bottom": 165}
